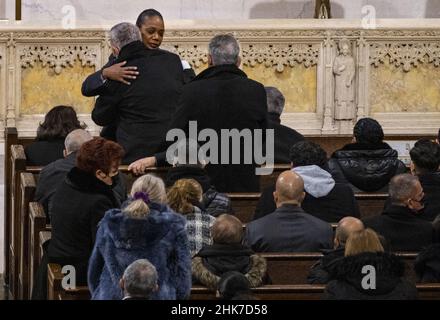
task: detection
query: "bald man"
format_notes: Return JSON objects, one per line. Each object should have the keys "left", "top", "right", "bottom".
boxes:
{"left": 308, "top": 217, "right": 364, "bottom": 284}
{"left": 244, "top": 171, "right": 333, "bottom": 253}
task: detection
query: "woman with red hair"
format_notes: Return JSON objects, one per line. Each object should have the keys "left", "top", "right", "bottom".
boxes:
{"left": 32, "top": 137, "right": 125, "bottom": 299}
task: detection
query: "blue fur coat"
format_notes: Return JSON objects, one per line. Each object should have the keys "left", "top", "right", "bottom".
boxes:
{"left": 87, "top": 202, "right": 192, "bottom": 300}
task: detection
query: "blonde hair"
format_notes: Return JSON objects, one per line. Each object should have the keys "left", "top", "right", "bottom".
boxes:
{"left": 167, "top": 179, "right": 203, "bottom": 215}
{"left": 345, "top": 228, "right": 384, "bottom": 257}
{"left": 123, "top": 174, "right": 166, "bottom": 218}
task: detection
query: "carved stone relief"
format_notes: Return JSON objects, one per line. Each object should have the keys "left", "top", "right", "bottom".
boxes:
{"left": 370, "top": 43, "right": 440, "bottom": 72}
{"left": 19, "top": 45, "right": 98, "bottom": 74}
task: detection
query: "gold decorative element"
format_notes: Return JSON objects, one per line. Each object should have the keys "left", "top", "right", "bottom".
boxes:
{"left": 19, "top": 45, "right": 97, "bottom": 74}
{"left": 370, "top": 43, "right": 440, "bottom": 72}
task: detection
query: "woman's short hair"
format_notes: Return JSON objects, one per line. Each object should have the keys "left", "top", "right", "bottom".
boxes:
{"left": 211, "top": 214, "right": 243, "bottom": 244}
{"left": 345, "top": 228, "right": 384, "bottom": 257}
{"left": 124, "top": 174, "right": 167, "bottom": 218}
{"left": 167, "top": 179, "right": 203, "bottom": 215}
{"left": 136, "top": 9, "right": 163, "bottom": 28}
{"left": 37, "top": 106, "right": 84, "bottom": 140}
{"left": 353, "top": 118, "right": 384, "bottom": 145}
{"left": 76, "top": 137, "right": 124, "bottom": 175}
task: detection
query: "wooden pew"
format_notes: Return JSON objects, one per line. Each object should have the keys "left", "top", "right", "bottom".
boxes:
{"left": 227, "top": 193, "right": 260, "bottom": 223}
{"left": 8, "top": 145, "right": 27, "bottom": 299}
{"left": 47, "top": 263, "right": 90, "bottom": 300}
{"left": 29, "top": 202, "right": 51, "bottom": 298}
{"left": 190, "top": 285, "right": 325, "bottom": 300}
{"left": 355, "top": 193, "right": 388, "bottom": 219}
{"left": 191, "top": 283, "right": 440, "bottom": 300}
{"left": 17, "top": 173, "right": 37, "bottom": 300}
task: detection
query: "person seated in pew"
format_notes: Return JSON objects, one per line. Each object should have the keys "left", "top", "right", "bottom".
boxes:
{"left": 25, "top": 105, "right": 85, "bottom": 166}
{"left": 120, "top": 259, "right": 159, "bottom": 300}
{"left": 414, "top": 244, "right": 440, "bottom": 283}
{"left": 165, "top": 139, "right": 232, "bottom": 217}
{"left": 308, "top": 217, "right": 365, "bottom": 284}
{"left": 88, "top": 174, "right": 191, "bottom": 300}
{"left": 408, "top": 139, "right": 440, "bottom": 221}
{"left": 264, "top": 86, "right": 304, "bottom": 164}
{"left": 245, "top": 171, "right": 333, "bottom": 253}
{"left": 254, "top": 141, "right": 360, "bottom": 223}
{"left": 192, "top": 214, "right": 267, "bottom": 290}
{"left": 217, "top": 271, "right": 257, "bottom": 300}
{"left": 32, "top": 137, "right": 124, "bottom": 299}
{"left": 324, "top": 229, "right": 417, "bottom": 300}
{"left": 328, "top": 117, "right": 407, "bottom": 192}
{"left": 35, "top": 129, "right": 127, "bottom": 221}
{"left": 363, "top": 174, "right": 434, "bottom": 252}
{"left": 81, "top": 9, "right": 195, "bottom": 141}
{"left": 167, "top": 179, "right": 216, "bottom": 257}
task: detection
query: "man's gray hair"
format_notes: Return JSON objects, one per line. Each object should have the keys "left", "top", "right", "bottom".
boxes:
{"left": 64, "top": 129, "right": 92, "bottom": 154}
{"left": 389, "top": 174, "right": 420, "bottom": 204}
{"left": 209, "top": 34, "right": 240, "bottom": 66}
{"left": 265, "top": 87, "right": 285, "bottom": 115}
{"left": 123, "top": 259, "right": 158, "bottom": 298}
{"left": 110, "top": 22, "right": 141, "bottom": 50}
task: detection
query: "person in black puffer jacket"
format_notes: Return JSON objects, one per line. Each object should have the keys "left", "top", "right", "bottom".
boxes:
{"left": 325, "top": 229, "right": 417, "bottom": 300}
{"left": 328, "top": 118, "right": 407, "bottom": 192}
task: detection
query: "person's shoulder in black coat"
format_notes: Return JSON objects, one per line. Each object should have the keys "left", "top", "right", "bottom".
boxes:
{"left": 308, "top": 247, "right": 345, "bottom": 284}
{"left": 414, "top": 244, "right": 440, "bottom": 283}
{"left": 25, "top": 138, "right": 65, "bottom": 166}
{"left": 324, "top": 252, "right": 417, "bottom": 300}
{"left": 267, "top": 113, "right": 304, "bottom": 164}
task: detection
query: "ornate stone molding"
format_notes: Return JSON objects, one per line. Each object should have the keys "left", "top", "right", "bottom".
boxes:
{"left": 162, "top": 43, "right": 209, "bottom": 68}
{"left": 242, "top": 44, "right": 319, "bottom": 72}
{"left": 370, "top": 43, "right": 440, "bottom": 72}
{"left": 19, "top": 45, "right": 98, "bottom": 74}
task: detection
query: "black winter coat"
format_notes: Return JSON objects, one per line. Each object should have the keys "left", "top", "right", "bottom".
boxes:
{"left": 414, "top": 244, "right": 440, "bottom": 283}
{"left": 328, "top": 142, "right": 407, "bottom": 192}
{"left": 156, "top": 64, "right": 268, "bottom": 192}
{"left": 325, "top": 252, "right": 417, "bottom": 300}
{"left": 363, "top": 205, "right": 434, "bottom": 252}
{"left": 308, "top": 247, "right": 345, "bottom": 284}
{"left": 25, "top": 138, "right": 65, "bottom": 166}
{"left": 253, "top": 182, "right": 360, "bottom": 223}
{"left": 267, "top": 113, "right": 304, "bottom": 164}
{"left": 92, "top": 41, "right": 184, "bottom": 164}
{"left": 418, "top": 172, "right": 440, "bottom": 221}
{"left": 47, "top": 167, "right": 120, "bottom": 276}
{"left": 82, "top": 54, "right": 195, "bottom": 142}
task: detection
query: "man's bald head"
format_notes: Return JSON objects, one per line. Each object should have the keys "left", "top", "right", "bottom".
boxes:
{"left": 335, "top": 217, "right": 365, "bottom": 248}
{"left": 64, "top": 129, "right": 93, "bottom": 155}
{"left": 274, "top": 171, "right": 305, "bottom": 206}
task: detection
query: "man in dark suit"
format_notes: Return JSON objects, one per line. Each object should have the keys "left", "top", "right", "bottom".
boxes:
{"left": 92, "top": 23, "right": 184, "bottom": 164}
{"left": 121, "top": 259, "right": 158, "bottom": 300}
{"left": 265, "top": 86, "right": 304, "bottom": 164}
{"left": 364, "top": 174, "right": 434, "bottom": 252}
{"left": 82, "top": 9, "right": 195, "bottom": 140}
{"left": 35, "top": 129, "right": 92, "bottom": 215}
{"left": 129, "top": 34, "right": 268, "bottom": 192}
{"left": 244, "top": 170, "right": 333, "bottom": 252}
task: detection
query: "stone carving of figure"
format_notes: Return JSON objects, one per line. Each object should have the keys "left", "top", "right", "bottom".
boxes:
{"left": 333, "top": 39, "right": 356, "bottom": 120}
{"left": 314, "top": 0, "right": 331, "bottom": 19}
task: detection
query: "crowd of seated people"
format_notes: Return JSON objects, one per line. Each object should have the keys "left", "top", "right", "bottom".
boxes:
{"left": 18, "top": 8, "right": 440, "bottom": 301}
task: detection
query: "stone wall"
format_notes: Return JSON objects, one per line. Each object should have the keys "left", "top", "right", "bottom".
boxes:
{"left": 1, "top": 20, "right": 440, "bottom": 139}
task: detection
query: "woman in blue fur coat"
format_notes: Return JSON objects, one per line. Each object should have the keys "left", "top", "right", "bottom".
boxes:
{"left": 88, "top": 174, "right": 192, "bottom": 300}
